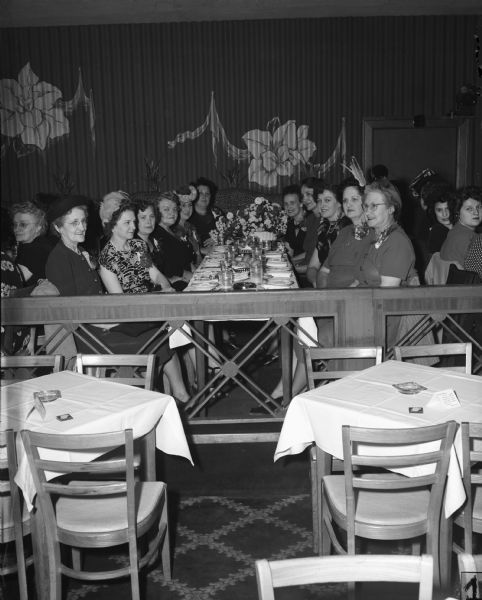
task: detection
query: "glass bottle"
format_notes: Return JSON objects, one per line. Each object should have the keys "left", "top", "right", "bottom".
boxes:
{"left": 250, "top": 254, "right": 263, "bottom": 286}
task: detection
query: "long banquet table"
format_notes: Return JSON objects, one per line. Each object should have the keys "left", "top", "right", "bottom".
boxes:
{"left": 274, "top": 360, "right": 482, "bottom": 582}
{"left": 0, "top": 370, "right": 193, "bottom": 599}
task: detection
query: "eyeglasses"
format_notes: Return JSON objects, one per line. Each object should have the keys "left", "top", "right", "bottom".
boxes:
{"left": 363, "top": 203, "right": 386, "bottom": 213}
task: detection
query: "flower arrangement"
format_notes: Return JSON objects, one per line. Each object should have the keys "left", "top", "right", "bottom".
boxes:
{"left": 210, "top": 197, "right": 287, "bottom": 244}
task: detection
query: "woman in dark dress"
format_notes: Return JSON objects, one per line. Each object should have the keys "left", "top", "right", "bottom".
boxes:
{"left": 134, "top": 198, "right": 165, "bottom": 274}
{"left": 154, "top": 195, "right": 195, "bottom": 291}
{"left": 189, "top": 177, "right": 224, "bottom": 249}
{"left": 11, "top": 201, "right": 56, "bottom": 285}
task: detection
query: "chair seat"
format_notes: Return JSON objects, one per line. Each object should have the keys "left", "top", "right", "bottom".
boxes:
{"left": 0, "top": 497, "right": 31, "bottom": 543}
{"left": 57, "top": 481, "right": 165, "bottom": 533}
{"left": 323, "top": 475, "right": 430, "bottom": 531}
{"left": 454, "top": 486, "right": 482, "bottom": 533}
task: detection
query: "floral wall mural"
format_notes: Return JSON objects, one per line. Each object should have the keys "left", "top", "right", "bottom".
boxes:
{"left": 0, "top": 62, "right": 95, "bottom": 158}
{"left": 168, "top": 93, "right": 345, "bottom": 190}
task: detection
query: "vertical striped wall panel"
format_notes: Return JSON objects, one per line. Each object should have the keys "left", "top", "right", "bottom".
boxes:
{"left": 1, "top": 15, "right": 481, "bottom": 205}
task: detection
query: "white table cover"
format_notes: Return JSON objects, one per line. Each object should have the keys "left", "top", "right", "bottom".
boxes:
{"left": 0, "top": 371, "right": 193, "bottom": 509}
{"left": 274, "top": 360, "right": 482, "bottom": 517}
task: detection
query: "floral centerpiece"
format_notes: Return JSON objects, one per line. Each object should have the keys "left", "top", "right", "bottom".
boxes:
{"left": 210, "top": 196, "right": 287, "bottom": 244}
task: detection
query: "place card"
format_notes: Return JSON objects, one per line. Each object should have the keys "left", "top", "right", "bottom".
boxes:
{"left": 426, "top": 389, "right": 461, "bottom": 409}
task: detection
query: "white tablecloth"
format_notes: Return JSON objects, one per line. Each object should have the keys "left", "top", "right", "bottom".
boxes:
{"left": 274, "top": 360, "right": 482, "bottom": 517}
{"left": 0, "top": 371, "right": 193, "bottom": 509}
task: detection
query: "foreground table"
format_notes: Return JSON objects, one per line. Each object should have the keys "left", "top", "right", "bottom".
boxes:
{"left": 1, "top": 370, "right": 193, "bottom": 599}
{"left": 274, "top": 360, "right": 482, "bottom": 583}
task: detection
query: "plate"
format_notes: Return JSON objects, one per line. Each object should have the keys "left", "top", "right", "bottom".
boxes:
{"left": 262, "top": 280, "right": 294, "bottom": 289}
{"left": 189, "top": 281, "right": 218, "bottom": 291}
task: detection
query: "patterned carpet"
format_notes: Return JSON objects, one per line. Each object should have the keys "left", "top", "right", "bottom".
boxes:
{"left": 64, "top": 493, "right": 338, "bottom": 600}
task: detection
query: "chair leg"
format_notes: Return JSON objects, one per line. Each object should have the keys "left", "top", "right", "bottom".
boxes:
{"left": 411, "top": 540, "right": 421, "bottom": 555}
{"left": 439, "top": 516, "right": 453, "bottom": 591}
{"left": 160, "top": 496, "right": 172, "bottom": 581}
{"left": 128, "top": 539, "right": 141, "bottom": 600}
{"left": 310, "top": 446, "right": 319, "bottom": 554}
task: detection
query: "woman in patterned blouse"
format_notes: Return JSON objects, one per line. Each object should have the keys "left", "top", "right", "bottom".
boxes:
{"left": 99, "top": 200, "right": 191, "bottom": 403}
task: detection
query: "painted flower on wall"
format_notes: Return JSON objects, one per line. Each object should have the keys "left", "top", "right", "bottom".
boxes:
{"left": 0, "top": 62, "right": 69, "bottom": 153}
{"left": 242, "top": 119, "right": 316, "bottom": 188}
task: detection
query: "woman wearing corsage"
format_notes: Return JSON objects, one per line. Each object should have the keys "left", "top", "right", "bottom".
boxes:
{"left": 356, "top": 181, "right": 416, "bottom": 287}
{"left": 317, "top": 178, "right": 370, "bottom": 288}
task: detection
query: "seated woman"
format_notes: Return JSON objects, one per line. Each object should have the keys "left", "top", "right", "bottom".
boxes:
{"left": 300, "top": 177, "right": 324, "bottom": 274}
{"left": 11, "top": 201, "right": 56, "bottom": 285}
{"left": 45, "top": 196, "right": 190, "bottom": 403}
{"left": 356, "top": 181, "right": 416, "bottom": 287}
{"left": 154, "top": 194, "right": 195, "bottom": 291}
{"left": 282, "top": 184, "right": 307, "bottom": 272}
{"left": 424, "top": 185, "right": 455, "bottom": 255}
{"left": 134, "top": 198, "right": 165, "bottom": 274}
{"left": 189, "top": 177, "right": 224, "bottom": 250}
{"left": 306, "top": 183, "right": 350, "bottom": 287}
{"left": 440, "top": 186, "right": 482, "bottom": 266}
{"left": 317, "top": 178, "right": 370, "bottom": 288}
{"left": 174, "top": 185, "right": 202, "bottom": 268}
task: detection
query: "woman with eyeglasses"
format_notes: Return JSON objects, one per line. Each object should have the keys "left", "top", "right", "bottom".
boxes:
{"left": 440, "top": 187, "right": 482, "bottom": 267}
{"left": 356, "top": 181, "right": 417, "bottom": 287}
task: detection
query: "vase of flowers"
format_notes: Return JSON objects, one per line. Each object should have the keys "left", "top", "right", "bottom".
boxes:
{"left": 238, "top": 196, "right": 287, "bottom": 239}
{"left": 210, "top": 196, "right": 287, "bottom": 245}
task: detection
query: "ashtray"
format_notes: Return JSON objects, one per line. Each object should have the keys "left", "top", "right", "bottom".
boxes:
{"left": 233, "top": 281, "right": 257, "bottom": 290}
{"left": 392, "top": 382, "right": 427, "bottom": 395}
{"left": 33, "top": 389, "right": 61, "bottom": 403}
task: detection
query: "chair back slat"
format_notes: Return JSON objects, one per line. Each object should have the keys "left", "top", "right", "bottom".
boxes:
{"left": 255, "top": 554, "right": 434, "bottom": 600}
{"left": 75, "top": 353, "right": 156, "bottom": 389}
{"left": 393, "top": 343, "right": 472, "bottom": 374}
{"left": 304, "top": 346, "right": 383, "bottom": 390}
{"left": 1, "top": 354, "right": 64, "bottom": 383}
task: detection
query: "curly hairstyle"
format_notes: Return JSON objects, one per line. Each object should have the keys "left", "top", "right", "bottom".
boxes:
{"left": 10, "top": 201, "right": 48, "bottom": 236}
{"left": 133, "top": 197, "right": 158, "bottom": 222}
{"left": 103, "top": 199, "right": 137, "bottom": 239}
{"left": 425, "top": 188, "right": 456, "bottom": 225}
{"left": 282, "top": 184, "right": 302, "bottom": 202}
{"left": 364, "top": 181, "right": 403, "bottom": 221}
{"left": 318, "top": 182, "right": 342, "bottom": 206}
{"left": 452, "top": 186, "right": 482, "bottom": 218}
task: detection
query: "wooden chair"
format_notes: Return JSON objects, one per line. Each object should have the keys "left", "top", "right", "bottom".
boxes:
{"left": 255, "top": 554, "right": 434, "bottom": 600}
{"left": 0, "top": 354, "right": 64, "bottom": 384}
{"left": 440, "top": 422, "right": 482, "bottom": 585}
{"left": 75, "top": 353, "right": 157, "bottom": 389}
{"left": 393, "top": 343, "right": 472, "bottom": 374}
{"left": 20, "top": 428, "right": 171, "bottom": 600}
{"left": 303, "top": 346, "right": 383, "bottom": 554}
{"left": 0, "top": 430, "right": 33, "bottom": 600}
{"left": 321, "top": 421, "right": 457, "bottom": 587}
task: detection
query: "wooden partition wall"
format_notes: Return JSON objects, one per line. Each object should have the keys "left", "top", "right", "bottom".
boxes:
{"left": 2, "top": 286, "right": 481, "bottom": 421}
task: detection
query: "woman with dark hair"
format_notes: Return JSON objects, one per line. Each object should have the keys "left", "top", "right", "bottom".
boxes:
{"left": 189, "top": 177, "right": 224, "bottom": 247}
{"left": 318, "top": 178, "right": 370, "bottom": 288}
{"left": 133, "top": 197, "right": 165, "bottom": 274}
{"left": 306, "top": 182, "right": 350, "bottom": 286}
{"left": 174, "top": 185, "right": 202, "bottom": 267}
{"left": 440, "top": 186, "right": 482, "bottom": 266}
{"left": 425, "top": 187, "right": 456, "bottom": 254}
{"left": 11, "top": 201, "right": 56, "bottom": 284}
